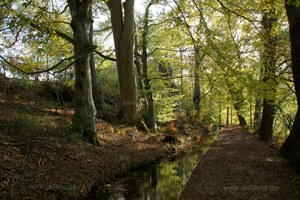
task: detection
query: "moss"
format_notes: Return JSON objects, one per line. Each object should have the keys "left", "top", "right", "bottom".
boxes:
{"left": 84, "top": 130, "right": 103, "bottom": 147}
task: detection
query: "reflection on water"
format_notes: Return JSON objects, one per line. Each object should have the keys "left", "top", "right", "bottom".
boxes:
{"left": 92, "top": 131, "right": 218, "bottom": 200}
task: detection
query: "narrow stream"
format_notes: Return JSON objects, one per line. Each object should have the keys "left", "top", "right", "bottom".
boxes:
{"left": 88, "top": 130, "right": 219, "bottom": 200}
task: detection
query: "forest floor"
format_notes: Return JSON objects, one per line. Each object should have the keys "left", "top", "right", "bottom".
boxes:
{"left": 0, "top": 75, "right": 210, "bottom": 199}
{"left": 0, "top": 77, "right": 175, "bottom": 199}
{"left": 179, "top": 125, "right": 300, "bottom": 200}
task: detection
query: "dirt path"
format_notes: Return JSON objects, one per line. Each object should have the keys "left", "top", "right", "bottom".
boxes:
{"left": 178, "top": 125, "right": 300, "bottom": 200}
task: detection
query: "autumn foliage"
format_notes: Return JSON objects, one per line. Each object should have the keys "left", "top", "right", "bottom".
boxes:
{"left": 167, "top": 121, "right": 177, "bottom": 133}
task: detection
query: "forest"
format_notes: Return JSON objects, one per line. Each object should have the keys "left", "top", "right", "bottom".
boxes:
{"left": 1, "top": 0, "right": 300, "bottom": 199}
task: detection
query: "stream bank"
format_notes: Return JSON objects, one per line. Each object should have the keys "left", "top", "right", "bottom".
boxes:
{"left": 85, "top": 130, "right": 219, "bottom": 200}
{"left": 0, "top": 80, "right": 220, "bottom": 199}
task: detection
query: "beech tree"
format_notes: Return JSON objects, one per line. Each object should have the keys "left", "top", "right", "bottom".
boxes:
{"left": 107, "top": 0, "right": 139, "bottom": 123}
{"left": 258, "top": 9, "right": 278, "bottom": 142}
{"left": 141, "top": 0, "right": 157, "bottom": 130}
{"left": 67, "top": 0, "right": 99, "bottom": 145}
{"left": 89, "top": 8, "right": 107, "bottom": 120}
{"left": 280, "top": 0, "right": 300, "bottom": 164}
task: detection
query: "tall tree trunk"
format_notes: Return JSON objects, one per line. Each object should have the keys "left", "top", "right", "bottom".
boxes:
{"left": 142, "top": 42, "right": 155, "bottom": 131}
{"left": 68, "top": 0, "right": 99, "bottom": 145}
{"left": 107, "top": 0, "right": 139, "bottom": 123}
{"left": 259, "top": 99, "right": 276, "bottom": 141}
{"left": 231, "top": 109, "right": 233, "bottom": 125}
{"left": 280, "top": 0, "right": 300, "bottom": 164}
{"left": 180, "top": 50, "right": 184, "bottom": 110}
{"left": 259, "top": 10, "right": 277, "bottom": 142}
{"left": 250, "top": 99, "right": 252, "bottom": 127}
{"left": 89, "top": 8, "right": 107, "bottom": 120}
{"left": 134, "top": 35, "right": 147, "bottom": 108}
{"left": 219, "top": 103, "right": 222, "bottom": 124}
{"left": 253, "top": 98, "right": 262, "bottom": 128}
{"left": 193, "top": 48, "right": 205, "bottom": 113}
{"left": 141, "top": 1, "right": 156, "bottom": 130}
{"left": 193, "top": 47, "right": 201, "bottom": 112}
{"left": 226, "top": 108, "right": 229, "bottom": 125}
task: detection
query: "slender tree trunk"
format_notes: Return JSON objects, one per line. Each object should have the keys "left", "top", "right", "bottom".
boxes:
{"left": 142, "top": 45, "right": 155, "bottom": 130}
{"left": 193, "top": 49, "right": 205, "bottom": 114}
{"left": 193, "top": 47, "right": 201, "bottom": 112}
{"left": 226, "top": 108, "right": 229, "bottom": 125}
{"left": 140, "top": 1, "right": 156, "bottom": 130}
{"left": 280, "top": 0, "right": 300, "bottom": 164}
{"left": 107, "top": 0, "right": 139, "bottom": 123}
{"left": 259, "top": 10, "right": 277, "bottom": 142}
{"left": 231, "top": 109, "right": 233, "bottom": 125}
{"left": 254, "top": 98, "right": 262, "bottom": 128}
{"left": 134, "top": 35, "right": 148, "bottom": 108}
{"left": 250, "top": 99, "right": 252, "bottom": 127}
{"left": 219, "top": 103, "right": 222, "bottom": 124}
{"left": 68, "top": 0, "right": 99, "bottom": 145}
{"left": 89, "top": 8, "right": 107, "bottom": 120}
{"left": 180, "top": 50, "right": 184, "bottom": 110}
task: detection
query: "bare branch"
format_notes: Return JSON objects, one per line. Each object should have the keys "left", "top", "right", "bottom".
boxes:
{"left": 94, "top": 50, "right": 116, "bottom": 61}
{"left": 1, "top": 26, "right": 23, "bottom": 48}
{"left": 200, "top": 87, "right": 214, "bottom": 100}
{"left": 0, "top": 54, "right": 74, "bottom": 75}
{"left": 0, "top": 142, "right": 27, "bottom": 146}
{"left": 30, "top": 16, "right": 116, "bottom": 63}
{"left": 147, "top": 47, "right": 193, "bottom": 56}
{"left": 216, "top": 0, "right": 262, "bottom": 35}
{"left": 94, "top": 26, "right": 112, "bottom": 32}
{"left": 60, "top": 4, "right": 69, "bottom": 14}
{"left": 149, "top": 75, "right": 193, "bottom": 81}
{"left": 29, "top": 22, "right": 74, "bottom": 44}
{"left": 53, "top": 61, "right": 75, "bottom": 74}
{"left": 216, "top": 0, "right": 259, "bottom": 23}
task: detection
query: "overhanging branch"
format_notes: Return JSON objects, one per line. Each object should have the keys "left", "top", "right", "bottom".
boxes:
{"left": 94, "top": 50, "right": 116, "bottom": 61}
{"left": 0, "top": 54, "right": 74, "bottom": 75}
{"left": 149, "top": 75, "right": 193, "bottom": 81}
{"left": 30, "top": 22, "right": 115, "bottom": 61}
{"left": 53, "top": 61, "right": 75, "bottom": 74}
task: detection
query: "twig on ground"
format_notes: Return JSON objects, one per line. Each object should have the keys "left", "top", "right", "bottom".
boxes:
{"left": 0, "top": 142, "right": 27, "bottom": 146}
{"left": 22, "top": 138, "right": 30, "bottom": 169}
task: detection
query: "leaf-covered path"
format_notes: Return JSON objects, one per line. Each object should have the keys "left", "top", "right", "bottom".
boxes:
{"left": 179, "top": 126, "right": 300, "bottom": 200}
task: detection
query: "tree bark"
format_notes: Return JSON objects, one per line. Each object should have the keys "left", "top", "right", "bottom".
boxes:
{"left": 193, "top": 47, "right": 201, "bottom": 112}
{"left": 142, "top": 46, "right": 155, "bottom": 130}
{"left": 68, "top": 0, "right": 99, "bottom": 145}
{"left": 253, "top": 98, "right": 262, "bottom": 128}
{"left": 193, "top": 48, "right": 205, "bottom": 113}
{"left": 250, "top": 99, "right": 252, "bottom": 127}
{"left": 134, "top": 35, "right": 148, "bottom": 108}
{"left": 89, "top": 8, "right": 107, "bottom": 120}
{"left": 226, "top": 108, "right": 229, "bottom": 125}
{"left": 141, "top": 1, "right": 156, "bottom": 130}
{"left": 280, "top": 0, "right": 300, "bottom": 164}
{"left": 259, "top": 99, "right": 276, "bottom": 141}
{"left": 259, "top": 11, "right": 277, "bottom": 142}
{"left": 107, "top": 0, "right": 139, "bottom": 123}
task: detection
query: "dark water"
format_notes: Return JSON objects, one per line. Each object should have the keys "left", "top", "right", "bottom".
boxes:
{"left": 89, "top": 131, "right": 219, "bottom": 200}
